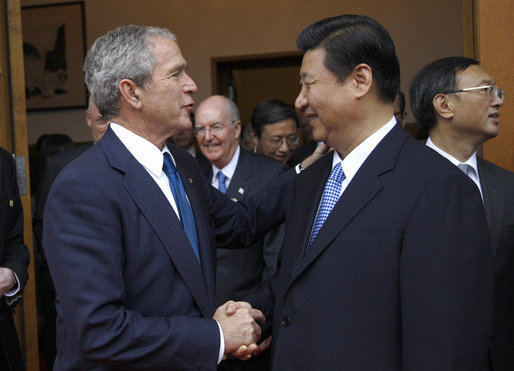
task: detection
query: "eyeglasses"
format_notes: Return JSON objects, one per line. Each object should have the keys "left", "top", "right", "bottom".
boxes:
{"left": 444, "top": 84, "right": 504, "bottom": 102}
{"left": 261, "top": 134, "right": 299, "bottom": 149}
{"left": 194, "top": 122, "right": 232, "bottom": 137}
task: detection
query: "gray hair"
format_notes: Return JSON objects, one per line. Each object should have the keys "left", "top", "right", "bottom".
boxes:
{"left": 225, "top": 97, "right": 240, "bottom": 124}
{"left": 84, "top": 25, "right": 177, "bottom": 120}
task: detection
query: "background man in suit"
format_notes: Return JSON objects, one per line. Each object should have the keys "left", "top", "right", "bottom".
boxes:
{"left": 393, "top": 90, "right": 408, "bottom": 127}
{"left": 270, "top": 15, "right": 494, "bottom": 370}
{"left": 0, "top": 146, "right": 30, "bottom": 370}
{"left": 195, "top": 95, "right": 286, "bottom": 370}
{"left": 32, "top": 96, "right": 108, "bottom": 369}
{"left": 250, "top": 99, "right": 300, "bottom": 165}
{"left": 43, "top": 25, "right": 292, "bottom": 369}
{"left": 409, "top": 56, "right": 513, "bottom": 370}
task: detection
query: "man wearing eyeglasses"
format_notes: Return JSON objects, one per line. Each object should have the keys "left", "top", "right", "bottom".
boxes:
{"left": 195, "top": 95, "right": 287, "bottom": 371}
{"left": 250, "top": 99, "right": 300, "bottom": 165}
{"left": 410, "top": 56, "right": 514, "bottom": 370}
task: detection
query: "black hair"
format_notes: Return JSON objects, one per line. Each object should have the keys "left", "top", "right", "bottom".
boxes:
{"left": 409, "top": 56, "right": 479, "bottom": 139}
{"left": 250, "top": 99, "right": 299, "bottom": 137}
{"left": 297, "top": 14, "right": 400, "bottom": 102}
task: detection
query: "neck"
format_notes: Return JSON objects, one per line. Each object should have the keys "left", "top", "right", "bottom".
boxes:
{"left": 331, "top": 101, "right": 393, "bottom": 158}
{"left": 112, "top": 114, "right": 167, "bottom": 149}
{"left": 430, "top": 125, "right": 478, "bottom": 162}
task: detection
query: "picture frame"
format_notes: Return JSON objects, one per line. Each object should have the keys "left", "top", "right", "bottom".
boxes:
{"left": 22, "top": 2, "right": 87, "bottom": 111}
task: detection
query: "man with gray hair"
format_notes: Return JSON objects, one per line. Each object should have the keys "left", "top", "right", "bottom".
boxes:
{"left": 43, "top": 25, "right": 293, "bottom": 370}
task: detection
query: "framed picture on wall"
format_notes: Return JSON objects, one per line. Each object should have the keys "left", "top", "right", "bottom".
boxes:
{"left": 22, "top": 1, "right": 87, "bottom": 111}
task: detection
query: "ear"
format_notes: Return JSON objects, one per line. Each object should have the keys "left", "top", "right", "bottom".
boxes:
{"left": 433, "top": 93, "right": 454, "bottom": 119}
{"left": 234, "top": 120, "right": 242, "bottom": 138}
{"left": 85, "top": 110, "right": 92, "bottom": 128}
{"left": 119, "top": 79, "right": 143, "bottom": 110}
{"left": 351, "top": 63, "right": 372, "bottom": 98}
{"left": 250, "top": 128, "right": 258, "bottom": 139}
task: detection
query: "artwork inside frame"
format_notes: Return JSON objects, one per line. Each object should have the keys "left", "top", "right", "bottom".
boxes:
{"left": 22, "top": 2, "right": 87, "bottom": 111}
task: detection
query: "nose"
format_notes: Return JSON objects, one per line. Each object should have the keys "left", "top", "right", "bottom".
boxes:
{"left": 183, "top": 72, "right": 198, "bottom": 93}
{"left": 295, "top": 89, "right": 307, "bottom": 110}
{"left": 492, "top": 95, "right": 504, "bottom": 108}
{"left": 204, "top": 127, "right": 214, "bottom": 141}
{"left": 278, "top": 138, "right": 289, "bottom": 153}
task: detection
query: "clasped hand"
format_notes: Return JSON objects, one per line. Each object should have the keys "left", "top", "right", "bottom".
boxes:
{"left": 213, "top": 301, "right": 270, "bottom": 360}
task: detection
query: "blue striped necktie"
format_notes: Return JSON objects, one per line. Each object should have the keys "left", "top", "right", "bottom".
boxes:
{"left": 309, "top": 162, "right": 346, "bottom": 247}
{"left": 217, "top": 171, "right": 227, "bottom": 193}
{"left": 162, "top": 153, "right": 200, "bottom": 262}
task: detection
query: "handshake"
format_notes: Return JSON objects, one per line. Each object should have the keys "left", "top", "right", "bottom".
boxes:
{"left": 213, "top": 301, "right": 271, "bottom": 361}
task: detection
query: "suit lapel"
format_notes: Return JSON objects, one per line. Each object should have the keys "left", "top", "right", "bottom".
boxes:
{"left": 102, "top": 130, "right": 212, "bottom": 317}
{"left": 289, "top": 124, "right": 407, "bottom": 285}
{"left": 170, "top": 147, "right": 217, "bottom": 306}
{"left": 478, "top": 158, "right": 503, "bottom": 259}
{"left": 226, "top": 150, "right": 252, "bottom": 200}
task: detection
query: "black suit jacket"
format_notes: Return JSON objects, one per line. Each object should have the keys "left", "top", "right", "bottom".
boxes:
{"left": 199, "top": 149, "right": 286, "bottom": 307}
{"left": 43, "top": 128, "right": 292, "bottom": 370}
{"left": 0, "top": 147, "right": 30, "bottom": 302}
{"left": 0, "top": 147, "right": 30, "bottom": 370}
{"left": 478, "top": 157, "right": 514, "bottom": 370}
{"left": 271, "top": 124, "right": 494, "bottom": 370}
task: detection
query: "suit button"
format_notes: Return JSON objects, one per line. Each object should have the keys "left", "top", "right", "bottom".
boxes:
{"left": 281, "top": 316, "right": 291, "bottom": 327}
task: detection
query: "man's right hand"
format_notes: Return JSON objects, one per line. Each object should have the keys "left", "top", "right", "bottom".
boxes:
{"left": 213, "top": 301, "right": 265, "bottom": 359}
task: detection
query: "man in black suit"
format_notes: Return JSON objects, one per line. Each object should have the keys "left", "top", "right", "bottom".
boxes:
{"left": 270, "top": 15, "right": 494, "bottom": 370}
{"left": 410, "top": 56, "right": 514, "bottom": 370}
{"left": 0, "top": 146, "right": 30, "bottom": 370}
{"left": 195, "top": 95, "right": 286, "bottom": 370}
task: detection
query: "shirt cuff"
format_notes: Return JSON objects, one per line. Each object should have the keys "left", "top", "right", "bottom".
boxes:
{"left": 4, "top": 271, "right": 20, "bottom": 297}
{"left": 216, "top": 320, "right": 225, "bottom": 364}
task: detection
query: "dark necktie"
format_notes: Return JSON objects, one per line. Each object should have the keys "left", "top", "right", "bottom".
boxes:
{"left": 217, "top": 171, "right": 228, "bottom": 194}
{"left": 309, "top": 162, "right": 346, "bottom": 247}
{"left": 162, "top": 153, "right": 200, "bottom": 262}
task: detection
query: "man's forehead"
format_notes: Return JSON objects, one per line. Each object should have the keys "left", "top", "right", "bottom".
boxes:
{"left": 457, "top": 65, "right": 494, "bottom": 85}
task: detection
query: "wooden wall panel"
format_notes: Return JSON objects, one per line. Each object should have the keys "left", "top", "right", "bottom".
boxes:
{"left": 477, "top": 0, "right": 514, "bottom": 171}
{"left": 1, "top": 0, "right": 40, "bottom": 369}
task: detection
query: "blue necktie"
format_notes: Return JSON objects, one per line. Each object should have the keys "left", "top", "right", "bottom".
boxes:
{"left": 457, "top": 163, "right": 471, "bottom": 177}
{"left": 309, "top": 162, "right": 346, "bottom": 247}
{"left": 162, "top": 153, "right": 200, "bottom": 262}
{"left": 217, "top": 171, "right": 227, "bottom": 194}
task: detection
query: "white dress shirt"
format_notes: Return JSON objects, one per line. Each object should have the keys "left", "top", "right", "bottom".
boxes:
{"left": 211, "top": 145, "right": 240, "bottom": 189}
{"left": 308, "top": 117, "right": 396, "bottom": 242}
{"left": 426, "top": 137, "right": 483, "bottom": 199}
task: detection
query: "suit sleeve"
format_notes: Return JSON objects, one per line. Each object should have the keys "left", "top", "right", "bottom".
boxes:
{"left": 43, "top": 173, "right": 220, "bottom": 370}
{"left": 401, "top": 171, "right": 494, "bottom": 370}
{"left": 1, "top": 152, "right": 30, "bottom": 306}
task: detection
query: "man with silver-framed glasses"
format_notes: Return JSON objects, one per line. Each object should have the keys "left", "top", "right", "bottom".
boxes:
{"left": 410, "top": 56, "right": 514, "bottom": 370}
{"left": 250, "top": 99, "right": 300, "bottom": 165}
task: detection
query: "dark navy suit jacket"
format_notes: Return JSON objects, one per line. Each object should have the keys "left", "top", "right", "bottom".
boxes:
{"left": 43, "top": 128, "right": 291, "bottom": 370}
{"left": 199, "top": 148, "right": 286, "bottom": 308}
{"left": 478, "top": 157, "right": 514, "bottom": 370}
{"left": 271, "top": 124, "right": 495, "bottom": 370}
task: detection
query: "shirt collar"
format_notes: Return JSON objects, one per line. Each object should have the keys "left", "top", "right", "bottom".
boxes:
{"left": 211, "top": 145, "right": 240, "bottom": 182}
{"left": 333, "top": 117, "right": 396, "bottom": 184}
{"left": 110, "top": 122, "right": 171, "bottom": 177}
{"left": 426, "top": 137, "right": 479, "bottom": 173}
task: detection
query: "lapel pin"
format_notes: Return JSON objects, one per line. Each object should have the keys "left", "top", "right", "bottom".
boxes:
{"left": 231, "top": 198, "right": 238, "bottom": 202}
{"left": 188, "top": 178, "right": 193, "bottom": 184}
{"left": 238, "top": 188, "right": 244, "bottom": 194}
{"left": 9, "top": 200, "right": 14, "bottom": 207}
